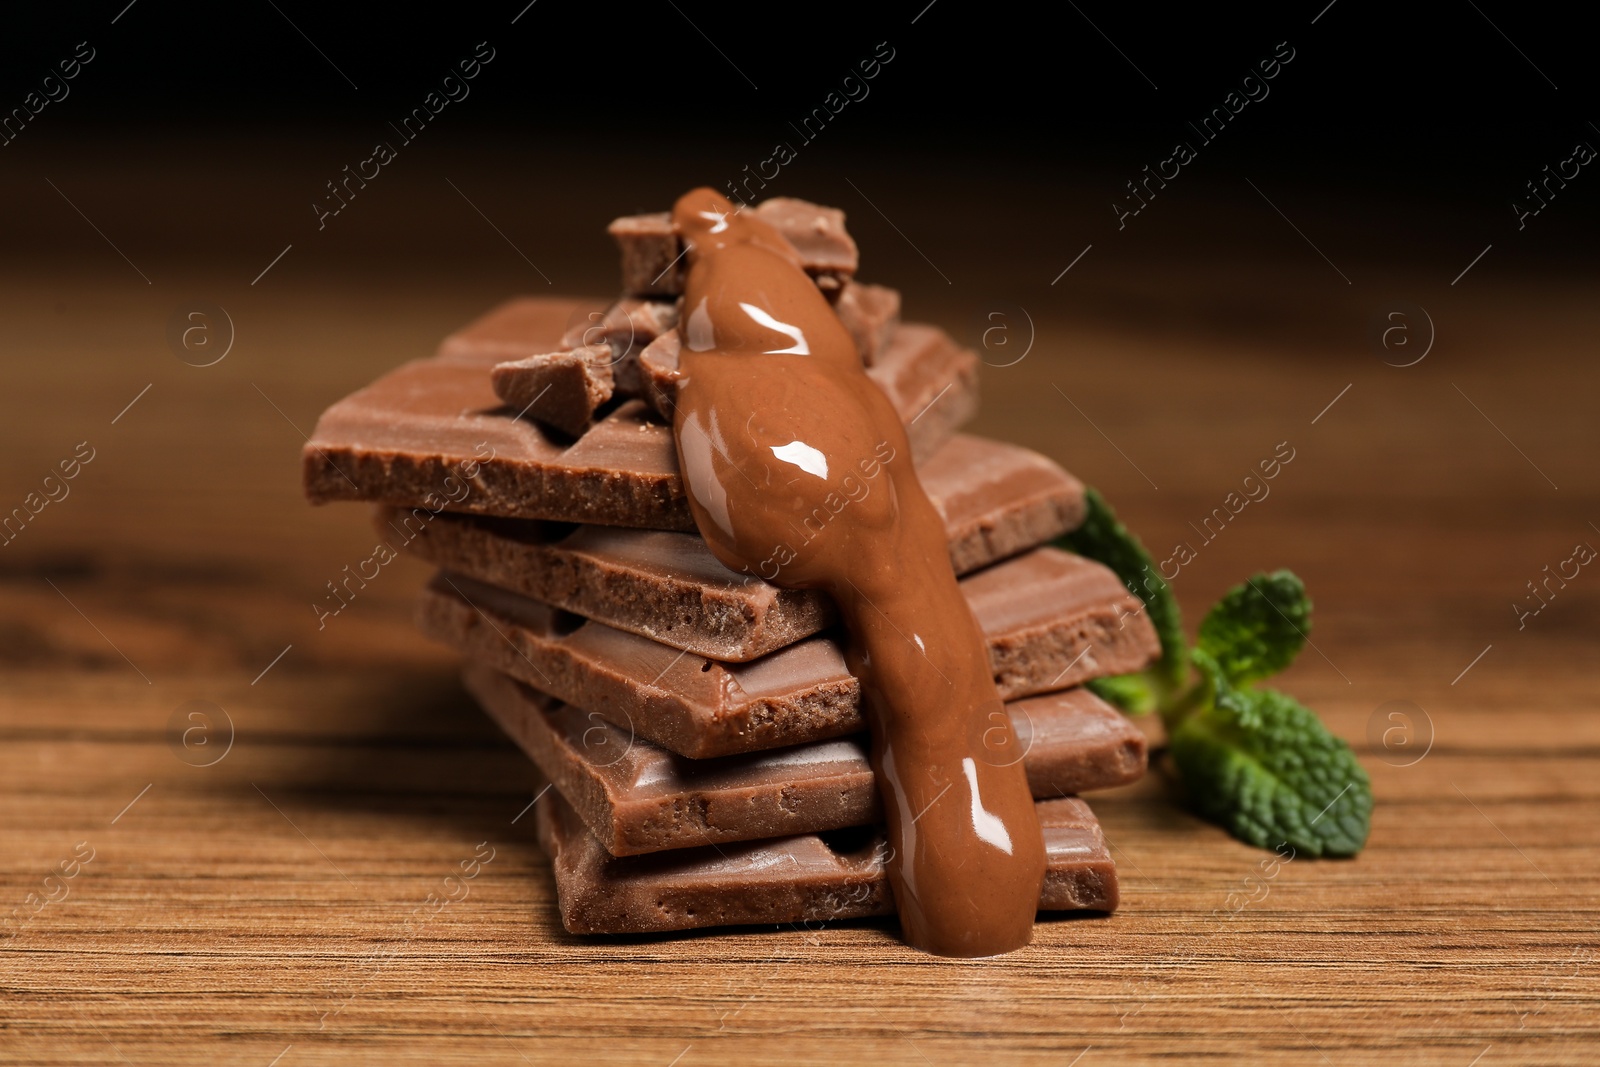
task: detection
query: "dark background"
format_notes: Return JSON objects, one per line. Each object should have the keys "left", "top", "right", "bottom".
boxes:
{"left": 2, "top": 0, "right": 1594, "bottom": 626}
{"left": 3, "top": 0, "right": 1595, "bottom": 623}
{"left": 6, "top": 1, "right": 1594, "bottom": 163}
{"left": 3, "top": 0, "right": 1596, "bottom": 281}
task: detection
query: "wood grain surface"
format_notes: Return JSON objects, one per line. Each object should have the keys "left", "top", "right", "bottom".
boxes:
{"left": 3, "top": 169, "right": 1598, "bottom": 1065}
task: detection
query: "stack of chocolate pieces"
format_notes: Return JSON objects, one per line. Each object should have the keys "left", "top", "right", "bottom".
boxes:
{"left": 303, "top": 197, "right": 1162, "bottom": 937}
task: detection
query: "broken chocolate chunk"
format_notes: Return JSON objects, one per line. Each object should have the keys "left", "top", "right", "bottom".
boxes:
{"left": 490, "top": 345, "right": 615, "bottom": 438}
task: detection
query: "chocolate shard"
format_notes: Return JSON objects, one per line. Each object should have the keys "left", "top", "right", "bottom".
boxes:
{"left": 490, "top": 346, "right": 615, "bottom": 438}
{"left": 634, "top": 319, "right": 976, "bottom": 463}
{"left": 382, "top": 434, "right": 1084, "bottom": 661}
{"left": 467, "top": 663, "right": 1145, "bottom": 856}
{"left": 534, "top": 785, "right": 1116, "bottom": 935}
{"left": 417, "top": 547, "right": 1161, "bottom": 759}
{"left": 557, "top": 297, "right": 680, "bottom": 396}
{"left": 635, "top": 329, "right": 680, "bottom": 419}
{"left": 752, "top": 197, "right": 858, "bottom": 281}
{"left": 833, "top": 281, "right": 900, "bottom": 366}
{"left": 559, "top": 296, "right": 681, "bottom": 352}
{"left": 303, "top": 299, "right": 977, "bottom": 522}
{"left": 606, "top": 212, "right": 683, "bottom": 299}
{"left": 609, "top": 198, "right": 858, "bottom": 298}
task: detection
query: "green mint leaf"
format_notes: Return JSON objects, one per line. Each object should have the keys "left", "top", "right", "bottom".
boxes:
{"left": 1197, "top": 569, "right": 1310, "bottom": 687}
{"left": 1169, "top": 658, "right": 1371, "bottom": 856}
{"left": 1087, "top": 674, "right": 1158, "bottom": 716}
{"left": 1058, "top": 487, "right": 1185, "bottom": 687}
{"left": 1188, "top": 648, "right": 1256, "bottom": 726}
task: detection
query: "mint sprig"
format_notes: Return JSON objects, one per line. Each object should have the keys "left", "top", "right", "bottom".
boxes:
{"left": 1057, "top": 491, "right": 1372, "bottom": 857}
{"left": 1060, "top": 487, "right": 1185, "bottom": 690}
{"left": 1197, "top": 569, "right": 1310, "bottom": 687}
{"left": 1174, "top": 649, "right": 1372, "bottom": 856}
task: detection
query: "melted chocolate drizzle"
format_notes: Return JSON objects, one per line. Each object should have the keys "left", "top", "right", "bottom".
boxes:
{"left": 668, "top": 188, "right": 1045, "bottom": 956}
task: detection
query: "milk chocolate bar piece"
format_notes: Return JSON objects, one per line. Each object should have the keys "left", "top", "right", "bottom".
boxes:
{"left": 304, "top": 300, "right": 975, "bottom": 523}
{"left": 754, "top": 197, "right": 858, "bottom": 279}
{"left": 490, "top": 346, "right": 614, "bottom": 438}
{"left": 418, "top": 547, "right": 1160, "bottom": 758}
{"left": 926, "top": 433, "right": 1086, "bottom": 574}
{"left": 535, "top": 787, "right": 1116, "bottom": 934}
{"left": 834, "top": 281, "right": 900, "bottom": 366}
{"left": 871, "top": 324, "right": 978, "bottom": 461}
{"left": 396, "top": 511, "right": 832, "bottom": 662}
{"left": 467, "top": 663, "right": 1144, "bottom": 855}
{"left": 559, "top": 296, "right": 681, "bottom": 352}
{"left": 610, "top": 198, "right": 858, "bottom": 297}
{"left": 607, "top": 213, "right": 683, "bottom": 298}
{"left": 308, "top": 378, "right": 688, "bottom": 529}
{"left": 383, "top": 435, "right": 1084, "bottom": 661}
{"left": 634, "top": 331, "right": 680, "bottom": 418}
{"left": 557, "top": 297, "right": 679, "bottom": 396}
{"left": 436, "top": 297, "right": 582, "bottom": 365}
{"left": 636, "top": 320, "right": 975, "bottom": 463}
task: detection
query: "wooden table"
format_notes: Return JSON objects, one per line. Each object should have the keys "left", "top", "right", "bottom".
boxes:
{"left": 3, "top": 173, "right": 1597, "bottom": 1065}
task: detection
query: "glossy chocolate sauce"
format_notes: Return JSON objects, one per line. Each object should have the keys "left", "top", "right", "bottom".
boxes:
{"left": 668, "top": 188, "right": 1046, "bottom": 956}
